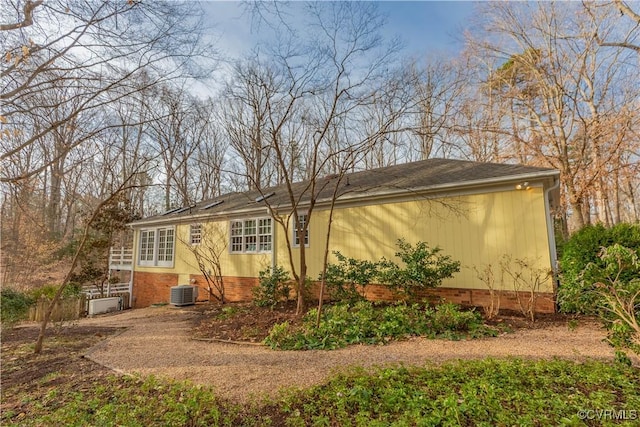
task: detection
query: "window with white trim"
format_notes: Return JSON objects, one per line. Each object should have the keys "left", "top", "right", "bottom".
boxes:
{"left": 190, "top": 224, "right": 202, "bottom": 245}
{"left": 293, "top": 214, "right": 309, "bottom": 247}
{"left": 157, "top": 228, "right": 174, "bottom": 262}
{"left": 139, "top": 230, "right": 155, "bottom": 262}
{"left": 230, "top": 221, "right": 244, "bottom": 252}
{"left": 258, "top": 218, "right": 272, "bottom": 251}
{"left": 230, "top": 218, "right": 272, "bottom": 253}
{"left": 138, "top": 227, "right": 175, "bottom": 267}
{"left": 244, "top": 219, "right": 257, "bottom": 252}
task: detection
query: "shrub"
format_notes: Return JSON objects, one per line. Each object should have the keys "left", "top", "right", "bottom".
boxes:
{"left": 558, "top": 223, "right": 640, "bottom": 314}
{"left": 263, "top": 301, "right": 496, "bottom": 350}
{"left": 321, "top": 240, "right": 460, "bottom": 302}
{"left": 252, "top": 266, "right": 291, "bottom": 309}
{"left": 1, "top": 288, "right": 35, "bottom": 328}
{"left": 431, "top": 303, "right": 478, "bottom": 334}
{"left": 380, "top": 239, "right": 461, "bottom": 299}
{"left": 322, "top": 251, "right": 380, "bottom": 303}
{"left": 28, "top": 283, "right": 82, "bottom": 300}
{"left": 584, "top": 244, "right": 640, "bottom": 355}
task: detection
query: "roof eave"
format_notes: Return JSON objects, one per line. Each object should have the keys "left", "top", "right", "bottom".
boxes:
{"left": 308, "top": 169, "right": 560, "bottom": 210}
{"left": 129, "top": 169, "right": 559, "bottom": 228}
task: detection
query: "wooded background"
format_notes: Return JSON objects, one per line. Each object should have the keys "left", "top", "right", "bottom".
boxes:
{"left": 2, "top": 1, "right": 638, "bottom": 289}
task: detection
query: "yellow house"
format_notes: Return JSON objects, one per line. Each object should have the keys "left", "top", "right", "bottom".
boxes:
{"left": 129, "top": 158, "right": 561, "bottom": 313}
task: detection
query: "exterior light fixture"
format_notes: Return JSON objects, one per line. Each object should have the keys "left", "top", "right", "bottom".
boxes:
{"left": 516, "top": 182, "right": 530, "bottom": 190}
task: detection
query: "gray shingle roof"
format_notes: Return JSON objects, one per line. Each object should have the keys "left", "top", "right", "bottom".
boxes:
{"left": 132, "top": 158, "right": 557, "bottom": 225}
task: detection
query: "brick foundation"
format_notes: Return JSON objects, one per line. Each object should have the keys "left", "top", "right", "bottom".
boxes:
{"left": 133, "top": 272, "right": 555, "bottom": 313}
{"left": 189, "top": 275, "right": 259, "bottom": 303}
{"left": 132, "top": 271, "right": 179, "bottom": 308}
{"left": 360, "top": 284, "right": 556, "bottom": 314}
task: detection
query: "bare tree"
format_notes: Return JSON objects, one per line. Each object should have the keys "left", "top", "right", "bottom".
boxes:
{"left": 1, "top": 1, "right": 218, "bottom": 331}
{"left": 585, "top": 0, "right": 640, "bottom": 53}
{"left": 462, "top": 1, "right": 639, "bottom": 231}
{"left": 146, "top": 85, "right": 199, "bottom": 210}
{"left": 192, "top": 100, "right": 227, "bottom": 201}
{"left": 221, "top": 60, "right": 277, "bottom": 190}
{"left": 33, "top": 180, "right": 145, "bottom": 353}
{"left": 225, "top": 2, "right": 410, "bottom": 314}
{"left": 1, "top": 0, "right": 216, "bottom": 184}
{"left": 410, "top": 57, "right": 465, "bottom": 161}
{"left": 180, "top": 223, "right": 228, "bottom": 304}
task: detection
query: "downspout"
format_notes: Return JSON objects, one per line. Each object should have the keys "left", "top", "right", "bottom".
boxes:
{"left": 128, "top": 225, "right": 135, "bottom": 307}
{"left": 544, "top": 175, "right": 561, "bottom": 270}
{"left": 270, "top": 209, "right": 277, "bottom": 271}
{"left": 544, "top": 175, "right": 561, "bottom": 306}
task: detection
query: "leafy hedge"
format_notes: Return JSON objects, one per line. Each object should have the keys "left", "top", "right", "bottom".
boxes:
{"left": 0, "top": 284, "right": 83, "bottom": 329}
{"left": 0, "top": 288, "right": 35, "bottom": 328}
{"left": 263, "top": 301, "right": 497, "bottom": 350}
{"left": 322, "top": 239, "right": 460, "bottom": 302}
{"left": 558, "top": 222, "right": 640, "bottom": 314}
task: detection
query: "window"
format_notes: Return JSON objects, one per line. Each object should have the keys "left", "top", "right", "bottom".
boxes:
{"left": 138, "top": 227, "right": 175, "bottom": 267}
{"left": 293, "top": 214, "right": 309, "bottom": 247}
{"left": 230, "top": 221, "right": 243, "bottom": 252}
{"left": 190, "top": 224, "right": 202, "bottom": 245}
{"left": 258, "top": 218, "right": 272, "bottom": 251}
{"left": 230, "top": 218, "right": 272, "bottom": 253}
{"left": 139, "top": 230, "right": 155, "bottom": 262}
{"left": 244, "top": 219, "right": 257, "bottom": 252}
{"left": 157, "top": 228, "right": 174, "bottom": 263}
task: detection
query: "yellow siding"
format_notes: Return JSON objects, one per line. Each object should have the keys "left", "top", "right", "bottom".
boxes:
{"left": 135, "top": 221, "right": 272, "bottom": 279}
{"left": 134, "top": 186, "right": 553, "bottom": 293}
{"left": 298, "top": 187, "right": 553, "bottom": 293}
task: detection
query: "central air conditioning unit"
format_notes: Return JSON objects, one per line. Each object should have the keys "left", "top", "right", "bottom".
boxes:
{"left": 88, "top": 297, "right": 121, "bottom": 316}
{"left": 170, "top": 285, "right": 198, "bottom": 306}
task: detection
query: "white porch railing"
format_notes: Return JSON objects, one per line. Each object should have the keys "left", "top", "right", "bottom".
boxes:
{"left": 80, "top": 246, "right": 135, "bottom": 310}
{"left": 109, "top": 247, "right": 133, "bottom": 270}
{"left": 82, "top": 282, "right": 131, "bottom": 298}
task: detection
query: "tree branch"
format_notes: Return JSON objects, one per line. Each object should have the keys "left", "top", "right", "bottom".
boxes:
{"left": 0, "top": 0, "right": 43, "bottom": 31}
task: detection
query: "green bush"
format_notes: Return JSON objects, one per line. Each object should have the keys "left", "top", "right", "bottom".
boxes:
{"left": 582, "top": 244, "right": 640, "bottom": 355}
{"left": 322, "top": 251, "right": 379, "bottom": 303}
{"left": 558, "top": 223, "right": 640, "bottom": 314}
{"left": 252, "top": 266, "right": 291, "bottom": 309}
{"left": 323, "top": 239, "right": 461, "bottom": 302}
{"left": 28, "top": 283, "right": 82, "bottom": 300}
{"left": 1, "top": 288, "right": 35, "bottom": 328}
{"left": 263, "top": 301, "right": 496, "bottom": 350}
{"left": 380, "top": 239, "right": 461, "bottom": 299}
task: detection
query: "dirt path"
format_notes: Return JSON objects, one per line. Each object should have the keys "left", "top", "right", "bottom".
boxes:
{"left": 80, "top": 305, "right": 633, "bottom": 402}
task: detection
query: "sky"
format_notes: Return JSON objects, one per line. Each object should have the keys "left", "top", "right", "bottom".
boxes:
{"left": 201, "top": 1, "right": 477, "bottom": 62}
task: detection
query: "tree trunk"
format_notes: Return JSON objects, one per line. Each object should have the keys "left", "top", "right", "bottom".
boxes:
{"left": 569, "top": 199, "right": 587, "bottom": 231}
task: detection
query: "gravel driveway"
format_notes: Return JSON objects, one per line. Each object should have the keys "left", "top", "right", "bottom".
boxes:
{"left": 81, "top": 305, "right": 632, "bottom": 402}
